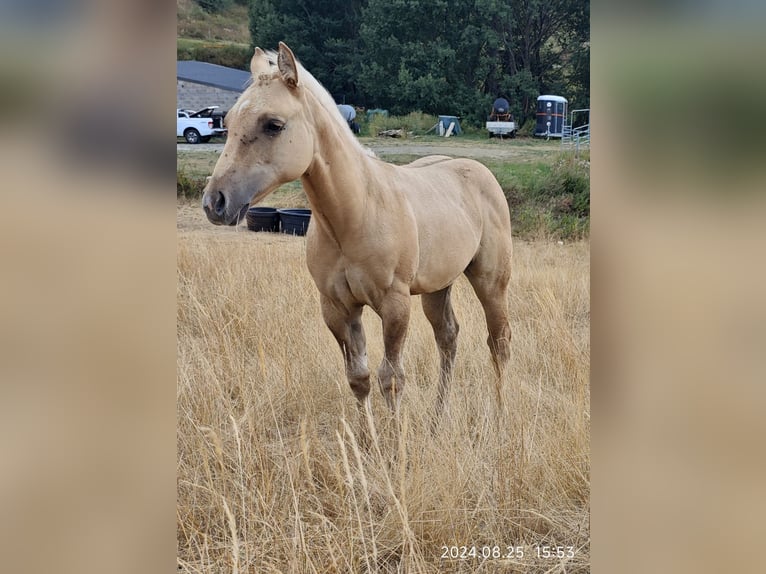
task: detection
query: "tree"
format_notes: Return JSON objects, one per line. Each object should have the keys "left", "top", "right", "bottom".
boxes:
{"left": 247, "top": 0, "right": 590, "bottom": 125}
{"left": 248, "top": 0, "right": 365, "bottom": 103}
{"left": 196, "top": 0, "right": 231, "bottom": 14}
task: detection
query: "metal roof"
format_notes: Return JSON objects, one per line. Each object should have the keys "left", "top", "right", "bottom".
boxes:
{"left": 537, "top": 95, "right": 568, "bottom": 103}
{"left": 177, "top": 61, "right": 251, "bottom": 93}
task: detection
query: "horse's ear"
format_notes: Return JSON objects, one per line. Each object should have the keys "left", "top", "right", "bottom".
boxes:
{"left": 250, "top": 46, "right": 268, "bottom": 74}
{"left": 277, "top": 42, "right": 299, "bottom": 89}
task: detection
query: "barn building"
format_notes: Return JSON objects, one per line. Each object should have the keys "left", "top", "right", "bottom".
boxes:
{"left": 176, "top": 61, "right": 251, "bottom": 112}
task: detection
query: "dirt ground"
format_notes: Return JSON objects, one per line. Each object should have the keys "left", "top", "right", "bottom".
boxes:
{"left": 178, "top": 136, "right": 561, "bottom": 162}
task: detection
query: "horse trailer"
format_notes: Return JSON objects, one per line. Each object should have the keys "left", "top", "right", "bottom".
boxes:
{"left": 535, "top": 95, "right": 568, "bottom": 138}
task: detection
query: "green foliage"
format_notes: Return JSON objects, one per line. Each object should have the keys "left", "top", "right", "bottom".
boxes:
{"left": 177, "top": 39, "right": 251, "bottom": 70}
{"left": 483, "top": 151, "right": 589, "bottom": 240}
{"left": 249, "top": 0, "right": 365, "bottom": 101}
{"left": 177, "top": 169, "right": 207, "bottom": 200}
{"left": 538, "top": 153, "right": 591, "bottom": 218}
{"left": 245, "top": 0, "right": 589, "bottom": 128}
{"left": 500, "top": 69, "right": 539, "bottom": 125}
{"left": 365, "top": 112, "right": 439, "bottom": 137}
{"left": 516, "top": 118, "right": 538, "bottom": 137}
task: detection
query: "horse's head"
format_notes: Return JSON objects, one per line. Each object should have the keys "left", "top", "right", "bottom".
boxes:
{"left": 202, "top": 43, "right": 314, "bottom": 225}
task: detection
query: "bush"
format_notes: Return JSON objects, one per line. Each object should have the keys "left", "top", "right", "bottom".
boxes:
{"left": 516, "top": 118, "right": 537, "bottom": 137}
{"left": 540, "top": 153, "right": 590, "bottom": 218}
{"left": 365, "top": 112, "right": 439, "bottom": 137}
{"left": 490, "top": 151, "right": 589, "bottom": 240}
{"left": 177, "top": 169, "right": 207, "bottom": 200}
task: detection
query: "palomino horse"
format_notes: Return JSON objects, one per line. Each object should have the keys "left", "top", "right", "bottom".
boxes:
{"left": 202, "top": 43, "right": 512, "bottom": 415}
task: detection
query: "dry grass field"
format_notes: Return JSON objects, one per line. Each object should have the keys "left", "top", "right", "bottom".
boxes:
{"left": 177, "top": 200, "right": 590, "bottom": 572}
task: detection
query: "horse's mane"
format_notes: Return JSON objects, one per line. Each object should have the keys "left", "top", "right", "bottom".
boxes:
{"left": 264, "top": 50, "right": 375, "bottom": 158}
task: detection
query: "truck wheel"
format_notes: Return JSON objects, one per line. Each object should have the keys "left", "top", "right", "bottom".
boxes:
{"left": 510, "top": 131, "right": 516, "bottom": 139}
{"left": 184, "top": 128, "right": 201, "bottom": 144}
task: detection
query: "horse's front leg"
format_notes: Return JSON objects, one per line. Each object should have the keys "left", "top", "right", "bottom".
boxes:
{"left": 377, "top": 288, "right": 411, "bottom": 412}
{"left": 320, "top": 295, "right": 370, "bottom": 403}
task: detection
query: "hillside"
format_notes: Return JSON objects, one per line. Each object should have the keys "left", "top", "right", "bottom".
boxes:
{"left": 177, "top": 0, "right": 250, "bottom": 45}
{"left": 177, "top": 0, "right": 251, "bottom": 69}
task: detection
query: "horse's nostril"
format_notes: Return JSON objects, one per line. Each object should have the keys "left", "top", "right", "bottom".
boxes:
{"left": 214, "top": 191, "right": 226, "bottom": 217}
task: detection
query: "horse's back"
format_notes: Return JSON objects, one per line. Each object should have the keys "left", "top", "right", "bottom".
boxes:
{"left": 403, "top": 155, "right": 453, "bottom": 169}
{"left": 401, "top": 156, "right": 510, "bottom": 234}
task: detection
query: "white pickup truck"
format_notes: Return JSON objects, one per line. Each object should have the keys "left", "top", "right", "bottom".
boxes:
{"left": 177, "top": 107, "right": 227, "bottom": 144}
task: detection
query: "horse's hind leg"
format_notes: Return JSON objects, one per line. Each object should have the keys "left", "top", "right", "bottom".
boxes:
{"left": 421, "top": 286, "right": 459, "bottom": 418}
{"left": 465, "top": 262, "right": 511, "bottom": 405}
{"left": 320, "top": 295, "right": 370, "bottom": 403}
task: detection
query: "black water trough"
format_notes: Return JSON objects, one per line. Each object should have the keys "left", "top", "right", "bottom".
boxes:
{"left": 246, "top": 207, "right": 280, "bottom": 232}
{"left": 278, "top": 208, "right": 312, "bottom": 236}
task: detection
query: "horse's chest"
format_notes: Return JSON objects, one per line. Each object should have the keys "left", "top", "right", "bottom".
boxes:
{"left": 307, "top": 231, "right": 412, "bottom": 308}
{"left": 343, "top": 264, "right": 389, "bottom": 306}
{"left": 311, "top": 259, "right": 391, "bottom": 309}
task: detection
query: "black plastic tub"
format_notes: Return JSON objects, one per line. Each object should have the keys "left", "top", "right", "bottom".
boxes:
{"left": 278, "top": 208, "right": 312, "bottom": 236}
{"left": 246, "top": 207, "right": 280, "bottom": 232}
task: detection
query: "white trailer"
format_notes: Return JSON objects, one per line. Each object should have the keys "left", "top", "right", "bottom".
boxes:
{"left": 486, "top": 97, "right": 516, "bottom": 138}
{"left": 486, "top": 120, "right": 516, "bottom": 138}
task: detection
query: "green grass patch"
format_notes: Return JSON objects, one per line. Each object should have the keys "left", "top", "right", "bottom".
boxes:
{"left": 177, "top": 170, "right": 207, "bottom": 200}
{"left": 481, "top": 151, "right": 590, "bottom": 240}
{"left": 485, "top": 161, "right": 554, "bottom": 199}
{"left": 177, "top": 38, "right": 251, "bottom": 69}
{"left": 177, "top": 147, "right": 589, "bottom": 239}
{"left": 177, "top": 150, "right": 220, "bottom": 177}
{"left": 363, "top": 111, "right": 440, "bottom": 137}
{"left": 177, "top": 2, "right": 250, "bottom": 44}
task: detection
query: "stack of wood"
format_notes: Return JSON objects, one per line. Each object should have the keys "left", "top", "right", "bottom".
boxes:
{"left": 378, "top": 129, "right": 405, "bottom": 138}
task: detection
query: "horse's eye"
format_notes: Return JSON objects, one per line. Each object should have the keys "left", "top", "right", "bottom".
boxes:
{"left": 265, "top": 119, "right": 285, "bottom": 134}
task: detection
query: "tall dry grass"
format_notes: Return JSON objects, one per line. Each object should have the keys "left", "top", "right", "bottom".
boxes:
{"left": 177, "top": 224, "right": 589, "bottom": 573}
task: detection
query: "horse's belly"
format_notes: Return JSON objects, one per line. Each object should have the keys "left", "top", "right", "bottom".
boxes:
{"left": 410, "top": 240, "right": 477, "bottom": 294}
{"left": 406, "top": 185, "right": 484, "bottom": 294}
{"left": 410, "top": 213, "right": 481, "bottom": 295}
{"left": 410, "top": 267, "right": 465, "bottom": 295}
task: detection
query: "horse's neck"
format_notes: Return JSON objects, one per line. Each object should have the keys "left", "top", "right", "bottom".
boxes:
{"left": 300, "top": 101, "right": 372, "bottom": 240}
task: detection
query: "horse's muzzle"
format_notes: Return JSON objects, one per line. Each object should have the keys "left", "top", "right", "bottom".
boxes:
{"left": 202, "top": 191, "right": 222, "bottom": 223}
{"left": 203, "top": 191, "right": 247, "bottom": 226}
